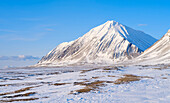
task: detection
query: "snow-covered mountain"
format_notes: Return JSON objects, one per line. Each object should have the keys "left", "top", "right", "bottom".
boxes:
{"left": 136, "top": 29, "right": 170, "bottom": 64}
{"left": 37, "top": 21, "right": 157, "bottom": 66}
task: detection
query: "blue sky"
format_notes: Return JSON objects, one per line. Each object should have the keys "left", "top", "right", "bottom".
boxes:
{"left": 0, "top": 0, "right": 170, "bottom": 57}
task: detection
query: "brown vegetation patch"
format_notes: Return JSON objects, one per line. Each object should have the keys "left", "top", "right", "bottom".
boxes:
{"left": 86, "top": 81, "right": 106, "bottom": 88}
{"left": 0, "top": 86, "right": 40, "bottom": 96}
{"left": 47, "top": 72, "right": 60, "bottom": 75}
{"left": 101, "top": 70, "right": 114, "bottom": 73}
{"left": 103, "top": 66, "right": 120, "bottom": 71}
{"left": 73, "top": 81, "right": 88, "bottom": 86}
{"left": 72, "top": 80, "right": 107, "bottom": 94}
{"left": 0, "top": 98, "right": 39, "bottom": 102}
{"left": 79, "top": 75, "right": 86, "bottom": 77}
{"left": 123, "top": 74, "right": 153, "bottom": 79}
{"left": 80, "top": 68, "right": 100, "bottom": 73}
{"left": 9, "top": 78, "right": 23, "bottom": 80}
{"left": 152, "top": 68, "right": 162, "bottom": 70}
{"left": 91, "top": 76, "right": 100, "bottom": 79}
{"left": 162, "top": 77, "right": 167, "bottom": 79}
{"left": 35, "top": 73, "right": 44, "bottom": 75}
{"left": 53, "top": 83, "right": 71, "bottom": 86}
{"left": 106, "top": 81, "right": 114, "bottom": 83}
{"left": 0, "top": 87, "right": 34, "bottom": 96}
{"left": 2, "top": 92, "right": 36, "bottom": 98}
{"left": 36, "top": 77, "right": 51, "bottom": 80}
{"left": 140, "top": 76, "right": 153, "bottom": 79}
{"left": 42, "top": 96, "right": 49, "bottom": 98}
{"left": 75, "top": 87, "right": 93, "bottom": 93}
{"left": 108, "top": 75, "right": 116, "bottom": 77}
{"left": 152, "top": 66, "right": 169, "bottom": 70}
{"left": 114, "top": 74, "right": 153, "bottom": 84}
{"left": 114, "top": 76, "right": 140, "bottom": 84}
{"left": 0, "top": 82, "right": 40, "bottom": 87}
{"left": 142, "top": 65, "right": 150, "bottom": 67}
{"left": 36, "top": 78, "right": 43, "bottom": 80}
{"left": 77, "top": 79, "right": 88, "bottom": 81}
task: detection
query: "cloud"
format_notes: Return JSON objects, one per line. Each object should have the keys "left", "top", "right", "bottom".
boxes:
{"left": 0, "top": 55, "right": 40, "bottom": 61}
{"left": 138, "top": 24, "right": 148, "bottom": 26}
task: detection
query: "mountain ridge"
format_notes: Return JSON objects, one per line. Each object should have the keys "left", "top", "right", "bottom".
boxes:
{"left": 135, "top": 29, "right": 170, "bottom": 64}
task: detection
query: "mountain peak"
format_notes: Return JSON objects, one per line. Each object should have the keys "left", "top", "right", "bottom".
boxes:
{"left": 37, "top": 21, "right": 157, "bottom": 66}
{"left": 105, "top": 20, "right": 117, "bottom": 23}
{"left": 105, "top": 20, "right": 120, "bottom": 26}
{"left": 167, "top": 29, "right": 170, "bottom": 35}
{"left": 165, "top": 29, "right": 170, "bottom": 36}
{"left": 168, "top": 29, "right": 170, "bottom": 33}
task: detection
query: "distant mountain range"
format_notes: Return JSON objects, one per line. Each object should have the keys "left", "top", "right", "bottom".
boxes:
{"left": 37, "top": 20, "right": 157, "bottom": 66}
{"left": 0, "top": 55, "right": 40, "bottom": 61}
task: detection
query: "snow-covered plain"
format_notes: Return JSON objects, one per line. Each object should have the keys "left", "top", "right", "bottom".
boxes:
{"left": 0, "top": 64, "right": 170, "bottom": 103}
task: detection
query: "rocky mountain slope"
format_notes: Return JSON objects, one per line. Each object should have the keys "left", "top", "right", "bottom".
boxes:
{"left": 37, "top": 21, "right": 157, "bottom": 66}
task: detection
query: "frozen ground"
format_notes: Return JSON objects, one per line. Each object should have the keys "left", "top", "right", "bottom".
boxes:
{"left": 0, "top": 63, "right": 170, "bottom": 103}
